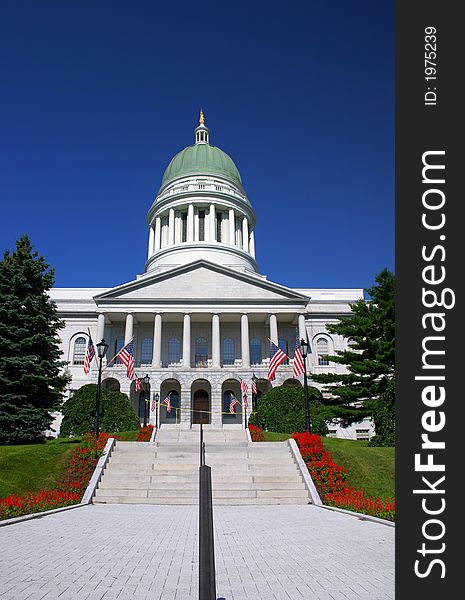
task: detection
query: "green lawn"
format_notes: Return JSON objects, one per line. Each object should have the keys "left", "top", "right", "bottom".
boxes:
{"left": 0, "top": 438, "right": 81, "bottom": 497}
{"left": 322, "top": 437, "right": 395, "bottom": 500}
{"left": 263, "top": 431, "right": 291, "bottom": 442}
{"left": 260, "top": 431, "right": 395, "bottom": 500}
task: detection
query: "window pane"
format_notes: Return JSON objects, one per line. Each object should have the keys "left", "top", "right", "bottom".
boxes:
{"left": 141, "top": 338, "right": 153, "bottom": 363}
{"left": 317, "top": 338, "right": 329, "bottom": 365}
{"left": 195, "top": 337, "right": 208, "bottom": 367}
{"left": 168, "top": 338, "right": 180, "bottom": 363}
{"left": 73, "top": 337, "right": 86, "bottom": 365}
{"left": 223, "top": 338, "right": 235, "bottom": 365}
{"left": 250, "top": 338, "right": 262, "bottom": 365}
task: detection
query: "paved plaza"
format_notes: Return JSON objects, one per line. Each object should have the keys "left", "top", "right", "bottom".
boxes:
{"left": 0, "top": 504, "right": 394, "bottom": 600}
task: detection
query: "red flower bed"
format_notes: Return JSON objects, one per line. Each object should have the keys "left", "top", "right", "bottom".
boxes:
{"left": 137, "top": 424, "right": 154, "bottom": 442}
{"left": 292, "top": 432, "right": 395, "bottom": 521}
{"left": 325, "top": 487, "right": 396, "bottom": 521}
{"left": 0, "top": 432, "right": 112, "bottom": 520}
{"left": 248, "top": 424, "right": 265, "bottom": 442}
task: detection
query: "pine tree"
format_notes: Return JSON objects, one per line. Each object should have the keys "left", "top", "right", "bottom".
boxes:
{"left": 311, "top": 269, "right": 395, "bottom": 426}
{"left": 0, "top": 235, "right": 69, "bottom": 444}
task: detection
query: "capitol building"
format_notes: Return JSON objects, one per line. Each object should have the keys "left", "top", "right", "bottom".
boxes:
{"left": 50, "top": 113, "right": 371, "bottom": 439}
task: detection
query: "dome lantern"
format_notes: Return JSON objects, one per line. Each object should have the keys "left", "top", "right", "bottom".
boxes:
{"left": 194, "top": 109, "right": 210, "bottom": 145}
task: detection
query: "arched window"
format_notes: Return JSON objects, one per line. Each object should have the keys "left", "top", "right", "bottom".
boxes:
{"left": 317, "top": 338, "right": 330, "bottom": 365}
{"left": 73, "top": 337, "right": 86, "bottom": 365}
{"left": 141, "top": 338, "right": 153, "bottom": 364}
{"left": 250, "top": 338, "right": 262, "bottom": 365}
{"left": 168, "top": 338, "right": 181, "bottom": 364}
{"left": 279, "top": 338, "right": 289, "bottom": 365}
{"left": 223, "top": 390, "right": 241, "bottom": 423}
{"left": 195, "top": 337, "right": 208, "bottom": 367}
{"left": 223, "top": 338, "right": 235, "bottom": 365}
{"left": 162, "top": 390, "right": 180, "bottom": 423}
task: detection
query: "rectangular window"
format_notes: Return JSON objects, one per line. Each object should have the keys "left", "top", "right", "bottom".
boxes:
{"left": 327, "top": 430, "right": 337, "bottom": 438}
{"left": 216, "top": 214, "right": 222, "bottom": 243}
{"left": 181, "top": 212, "right": 187, "bottom": 242}
{"left": 356, "top": 429, "right": 370, "bottom": 440}
{"left": 199, "top": 210, "right": 205, "bottom": 241}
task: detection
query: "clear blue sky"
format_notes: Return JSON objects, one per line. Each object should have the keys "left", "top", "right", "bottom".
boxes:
{"left": 0, "top": 0, "right": 393, "bottom": 291}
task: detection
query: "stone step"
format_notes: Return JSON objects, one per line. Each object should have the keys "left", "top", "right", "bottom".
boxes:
{"left": 100, "top": 475, "right": 302, "bottom": 486}
{"left": 105, "top": 467, "right": 299, "bottom": 476}
{"left": 98, "top": 481, "right": 305, "bottom": 491}
{"left": 93, "top": 496, "right": 309, "bottom": 506}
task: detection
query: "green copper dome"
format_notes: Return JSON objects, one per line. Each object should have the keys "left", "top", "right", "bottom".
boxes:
{"left": 160, "top": 143, "right": 243, "bottom": 189}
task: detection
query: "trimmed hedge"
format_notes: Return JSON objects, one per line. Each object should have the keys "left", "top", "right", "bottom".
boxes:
{"left": 253, "top": 386, "right": 330, "bottom": 435}
{"left": 59, "top": 384, "right": 140, "bottom": 437}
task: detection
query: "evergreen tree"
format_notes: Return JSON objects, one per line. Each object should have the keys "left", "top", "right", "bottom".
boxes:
{"left": 0, "top": 235, "right": 69, "bottom": 444}
{"left": 311, "top": 269, "right": 395, "bottom": 428}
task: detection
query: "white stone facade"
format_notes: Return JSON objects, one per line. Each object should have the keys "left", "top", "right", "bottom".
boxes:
{"left": 50, "top": 117, "right": 370, "bottom": 439}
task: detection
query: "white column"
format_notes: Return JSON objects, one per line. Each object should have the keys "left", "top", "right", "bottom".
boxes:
{"left": 154, "top": 217, "right": 161, "bottom": 251}
{"left": 148, "top": 226, "right": 155, "bottom": 259}
{"left": 152, "top": 313, "right": 162, "bottom": 367}
{"left": 97, "top": 313, "right": 105, "bottom": 341}
{"left": 269, "top": 314, "right": 278, "bottom": 346}
{"left": 242, "top": 217, "right": 249, "bottom": 252}
{"left": 209, "top": 204, "right": 216, "bottom": 241}
{"left": 187, "top": 204, "right": 194, "bottom": 242}
{"left": 229, "top": 209, "right": 235, "bottom": 246}
{"left": 183, "top": 314, "right": 191, "bottom": 368}
{"left": 168, "top": 208, "right": 175, "bottom": 245}
{"left": 241, "top": 314, "right": 250, "bottom": 369}
{"left": 298, "top": 314, "right": 307, "bottom": 342}
{"left": 249, "top": 230, "right": 256, "bottom": 258}
{"left": 212, "top": 314, "right": 220, "bottom": 368}
{"left": 124, "top": 313, "right": 134, "bottom": 345}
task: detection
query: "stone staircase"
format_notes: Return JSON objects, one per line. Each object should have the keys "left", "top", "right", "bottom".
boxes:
{"left": 93, "top": 428, "right": 310, "bottom": 505}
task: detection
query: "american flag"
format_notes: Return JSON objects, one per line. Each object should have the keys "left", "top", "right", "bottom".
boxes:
{"left": 229, "top": 395, "right": 239, "bottom": 414}
{"left": 267, "top": 341, "right": 288, "bottom": 382}
{"left": 118, "top": 339, "right": 135, "bottom": 380}
{"left": 243, "top": 395, "right": 248, "bottom": 410}
{"left": 83, "top": 336, "right": 95, "bottom": 375}
{"left": 240, "top": 379, "right": 248, "bottom": 394}
{"left": 162, "top": 393, "right": 172, "bottom": 414}
{"left": 134, "top": 377, "right": 142, "bottom": 392}
{"left": 151, "top": 396, "right": 156, "bottom": 412}
{"left": 293, "top": 341, "right": 305, "bottom": 377}
{"left": 251, "top": 375, "right": 258, "bottom": 395}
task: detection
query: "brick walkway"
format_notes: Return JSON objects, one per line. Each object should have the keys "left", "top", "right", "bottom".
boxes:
{"left": 0, "top": 504, "right": 394, "bottom": 600}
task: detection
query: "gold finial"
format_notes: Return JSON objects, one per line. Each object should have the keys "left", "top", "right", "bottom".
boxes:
{"left": 199, "top": 109, "right": 205, "bottom": 125}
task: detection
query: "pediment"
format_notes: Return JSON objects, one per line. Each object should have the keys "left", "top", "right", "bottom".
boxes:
{"left": 94, "top": 261, "right": 308, "bottom": 303}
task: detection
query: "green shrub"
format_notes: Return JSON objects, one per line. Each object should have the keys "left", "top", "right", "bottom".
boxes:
{"left": 368, "top": 377, "right": 395, "bottom": 447}
{"left": 255, "top": 385, "right": 330, "bottom": 435}
{"left": 59, "top": 384, "right": 140, "bottom": 437}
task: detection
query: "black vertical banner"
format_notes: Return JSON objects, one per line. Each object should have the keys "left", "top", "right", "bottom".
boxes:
{"left": 396, "top": 2, "right": 461, "bottom": 597}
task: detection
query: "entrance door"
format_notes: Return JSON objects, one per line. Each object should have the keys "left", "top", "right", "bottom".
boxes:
{"left": 193, "top": 390, "right": 209, "bottom": 424}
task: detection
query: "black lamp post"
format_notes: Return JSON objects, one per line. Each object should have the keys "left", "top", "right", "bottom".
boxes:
{"left": 143, "top": 374, "right": 150, "bottom": 427}
{"left": 94, "top": 338, "right": 109, "bottom": 439}
{"left": 300, "top": 338, "right": 311, "bottom": 433}
{"left": 252, "top": 373, "right": 258, "bottom": 423}
{"left": 154, "top": 393, "right": 159, "bottom": 429}
{"left": 243, "top": 393, "right": 248, "bottom": 430}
